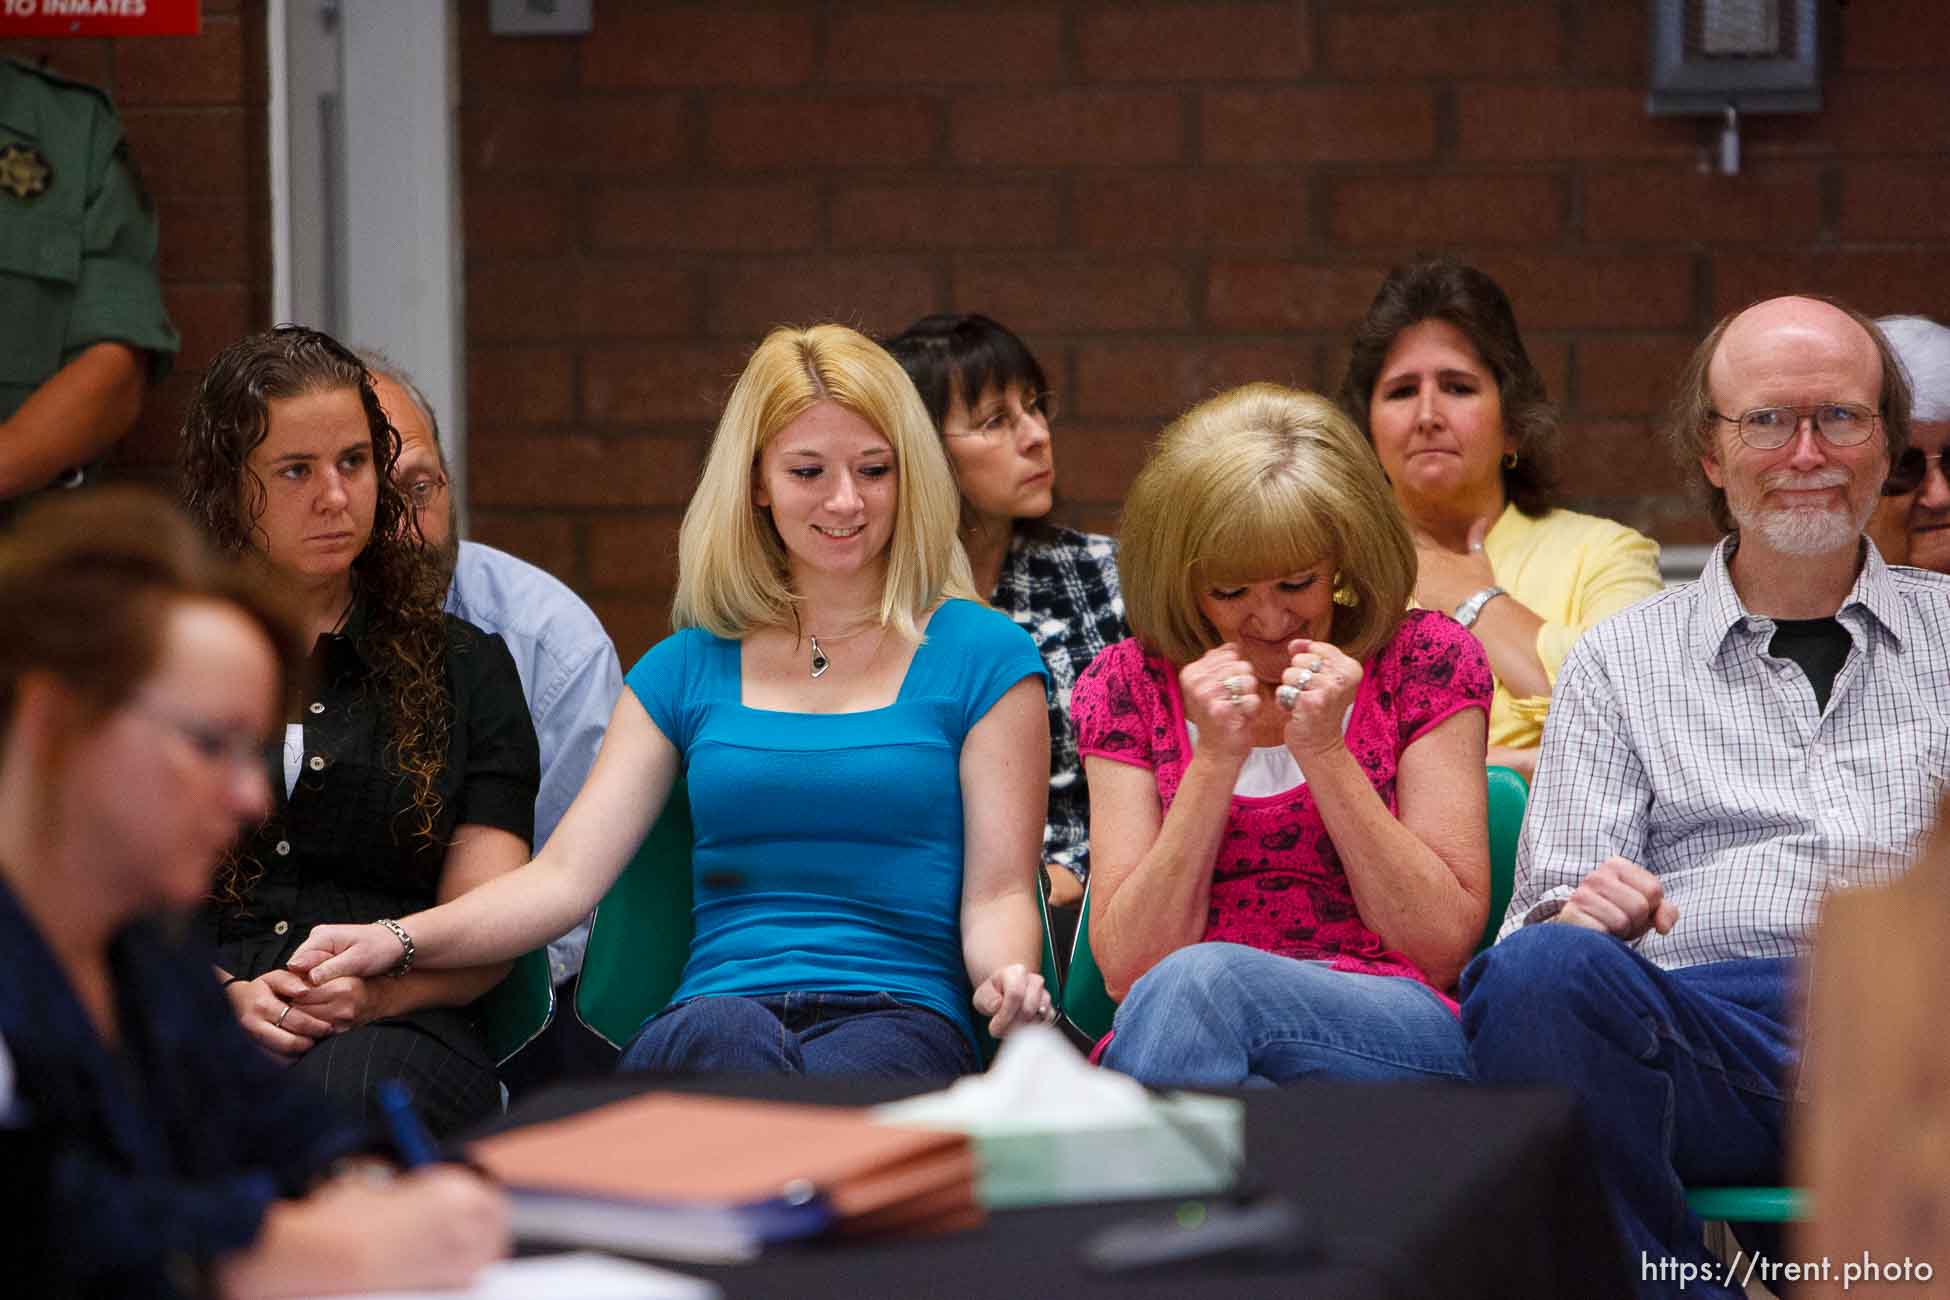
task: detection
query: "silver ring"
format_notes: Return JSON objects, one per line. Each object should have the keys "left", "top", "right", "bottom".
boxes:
{"left": 1294, "top": 668, "right": 1314, "bottom": 689}
{"left": 1276, "top": 684, "right": 1300, "bottom": 709}
{"left": 1223, "top": 675, "right": 1252, "bottom": 700}
{"left": 274, "top": 1003, "right": 293, "bottom": 1029}
{"left": 1310, "top": 656, "right": 1326, "bottom": 672}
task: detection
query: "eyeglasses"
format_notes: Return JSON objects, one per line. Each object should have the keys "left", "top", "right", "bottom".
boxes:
{"left": 1710, "top": 403, "right": 1880, "bottom": 450}
{"left": 1884, "top": 446, "right": 1950, "bottom": 496}
{"left": 132, "top": 704, "right": 267, "bottom": 779}
{"left": 948, "top": 391, "right": 1057, "bottom": 442}
{"left": 400, "top": 474, "right": 448, "bottom": 509}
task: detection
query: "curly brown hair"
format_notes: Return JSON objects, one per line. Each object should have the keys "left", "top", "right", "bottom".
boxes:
{"left": 177, "top": 326, "right": 452, "bottom": 908}
{"left": 1338, "top": 259, "right": 1560, "bottom": 518}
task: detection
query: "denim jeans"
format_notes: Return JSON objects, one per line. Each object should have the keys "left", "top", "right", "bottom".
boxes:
{"left": 617, "top": 992, "right": 979, "bottom": 1080}
{"left": 1098, "top": 942, "right": 1469, "bottom": 1087}
{"left": 1460, "top": 925, "right": 1795, "bottom": 1300}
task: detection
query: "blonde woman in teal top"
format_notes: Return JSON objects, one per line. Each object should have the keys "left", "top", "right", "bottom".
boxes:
{"left": 291, "top": 325, "right": 1055, "bottom": 1075}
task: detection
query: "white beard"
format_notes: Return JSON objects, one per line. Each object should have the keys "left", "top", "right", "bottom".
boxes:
{"left": 1743, "top": 502, "right": 1866, "bottom": 555}
{"left": 1729, "top": 468, "right": 1874, "bottom": 556}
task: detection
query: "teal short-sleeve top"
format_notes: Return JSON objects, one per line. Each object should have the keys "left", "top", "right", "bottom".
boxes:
{"left": 625, "top": 598, "right": 1048, "bottom": 1045}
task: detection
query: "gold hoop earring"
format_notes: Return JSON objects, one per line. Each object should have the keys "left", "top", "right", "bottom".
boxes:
{"left": 1501, "top": 450, "right": 1519, "bottom": 469}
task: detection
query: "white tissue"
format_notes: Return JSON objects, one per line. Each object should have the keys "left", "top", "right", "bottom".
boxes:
{"left": 875, "top": 1023, "right": 1154, "bottom": 1130}
{"left": 873, "top": 1024, "right": 1244, "bottom": 1208}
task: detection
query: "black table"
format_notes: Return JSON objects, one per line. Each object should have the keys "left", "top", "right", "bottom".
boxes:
{"left": 476, "top": 1074, "right": 1627, "bottom": 1300}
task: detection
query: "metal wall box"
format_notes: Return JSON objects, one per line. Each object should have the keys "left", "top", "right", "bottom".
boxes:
{"left": 1648, "top": 0, "right": 1821, "bottom": 117}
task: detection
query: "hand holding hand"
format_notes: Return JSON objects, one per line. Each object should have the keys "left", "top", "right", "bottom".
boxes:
{"left": 1556, "top": 857, "right": 1679, "bottom": 941}
{"left": 287, "top": 922, "right": 403, "bottom": 986}
{"left": 973, "top": 962, "right": 1055, "bottom": 1039}
{"left": 288, "top": 974, "right": 379, "bottom": 1035}
{"left": 1411, "top": 515, "right": 1497, "bottom": 613}
{"left": 226, "top": 969, "right": 333, "bottom": 1059}
{"left": 1180, "top": 643, "right": 1260, "bottom": 760}
{"left": 1276, "top": 639, "right": 1361, "bottom": 761}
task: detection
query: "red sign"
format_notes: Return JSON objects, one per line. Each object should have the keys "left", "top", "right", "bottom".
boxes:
{"left": 0, "top": 0, "right": 200, "bottom": 37}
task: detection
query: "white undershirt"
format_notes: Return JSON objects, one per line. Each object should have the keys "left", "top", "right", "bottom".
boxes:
{"left": 282, "top": 723, "right": 304, "bottom": 799}
{"left": 1188, "top": 704, "right": 1355, "bottom": 798}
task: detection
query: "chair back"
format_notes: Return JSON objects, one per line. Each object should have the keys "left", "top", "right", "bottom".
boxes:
{"left": 1061, "top": 878, "right": 1118, "bottom": 1043}
{"left": 477, "top": 947, "right": 556, "bottom": 1066}
{"left": 1480, "top": 764, "right": 1528, "bottom": 953}
{"left": 573, "top": 780, "right": 696, "bottom": 1050}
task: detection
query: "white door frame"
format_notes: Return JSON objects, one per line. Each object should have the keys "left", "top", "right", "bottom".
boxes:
{"left": 267, "top": 0, "right": 468, "bottom": 523}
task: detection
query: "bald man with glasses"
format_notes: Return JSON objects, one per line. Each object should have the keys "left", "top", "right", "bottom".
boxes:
{"left": 1461, "top": 297, "right": 1950, "bottom": 1300}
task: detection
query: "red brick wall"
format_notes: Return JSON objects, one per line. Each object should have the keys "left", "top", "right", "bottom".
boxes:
{"left": 459, "top": 0, "right": 1950, "bottom": 660}
{"left": 2, "top": 1, "right": 268, "bottom": 486}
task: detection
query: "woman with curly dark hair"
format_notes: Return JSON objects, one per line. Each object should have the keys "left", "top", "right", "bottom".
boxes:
{"left": 180, "top": 326, "right": 539, "bottom": 1135}
{"left": 1339, "top": 260, "right": 1663, "bottom": 782}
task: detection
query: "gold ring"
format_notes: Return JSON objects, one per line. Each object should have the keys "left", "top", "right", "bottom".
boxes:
{"left": 275, "top": 1003, "right": 293, "bottom": 1029}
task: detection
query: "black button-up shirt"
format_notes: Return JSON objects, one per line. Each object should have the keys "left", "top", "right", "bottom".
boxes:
{"left": 200, "top": 604, "right": 539, "bottom": 1051}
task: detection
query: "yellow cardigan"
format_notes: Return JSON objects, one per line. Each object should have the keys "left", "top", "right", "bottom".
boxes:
{"left": 1481, "top": 504, "right": 1663, "bottom": 751}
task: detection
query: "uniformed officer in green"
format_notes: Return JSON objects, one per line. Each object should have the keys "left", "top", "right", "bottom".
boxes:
{"left": 1, "top": 57, "right": 178, "bottom": 524}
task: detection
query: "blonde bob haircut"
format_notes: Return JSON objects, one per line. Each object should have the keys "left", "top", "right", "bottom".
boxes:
{"left": 673, "top": 323, "right": 977, "bottom": 640}
{"left": 1122, "top": 383, "right": 1416, "bottom": 667}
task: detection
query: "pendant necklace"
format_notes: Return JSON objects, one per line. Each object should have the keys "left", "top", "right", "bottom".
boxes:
{"left": 804, "top": 621, "right": 877, "bottom": 679}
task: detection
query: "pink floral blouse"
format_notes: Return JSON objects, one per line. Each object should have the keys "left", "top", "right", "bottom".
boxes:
{"left": 1073, "top": 609, "right": 1492, "bottom": 998}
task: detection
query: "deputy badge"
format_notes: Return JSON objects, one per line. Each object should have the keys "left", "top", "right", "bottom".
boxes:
{"left": 0, "top": 143, "right": 52, "bottom": 200}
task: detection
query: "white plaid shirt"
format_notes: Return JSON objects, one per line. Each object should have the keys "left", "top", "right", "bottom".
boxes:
{"left": 1505, "top": 537, "right": 1950, "bottom": 969}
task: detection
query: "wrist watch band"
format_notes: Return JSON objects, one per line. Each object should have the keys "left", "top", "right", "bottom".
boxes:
{"left": 1452, "top": 585, "right": 1508, "bottom": 629}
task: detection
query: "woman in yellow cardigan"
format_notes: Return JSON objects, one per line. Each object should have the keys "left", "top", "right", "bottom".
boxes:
{"left": 1340, "top": 260, "right": 1661, "bottom": 781}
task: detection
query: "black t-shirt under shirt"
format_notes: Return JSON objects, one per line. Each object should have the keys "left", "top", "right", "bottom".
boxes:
{"left": 1768, "top": 617, "right": 1851, "bottom": 713}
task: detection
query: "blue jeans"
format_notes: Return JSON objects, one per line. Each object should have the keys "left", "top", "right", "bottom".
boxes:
{"left": 1461, "top": 925, "right": 1794, "bottom": 1300}
{"left": 1099, "top": 942, "right": 1469, "bottom": 1087}
{"left": 617, "top": 992, "right": 979, "bottom": 1080}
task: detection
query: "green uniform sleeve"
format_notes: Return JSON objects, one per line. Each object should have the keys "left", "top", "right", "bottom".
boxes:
{"left": 63, "top": 91, "right": 178, "bottom": 379}
{"left": 0, "top": 61, "right": 177, "bottom": 424}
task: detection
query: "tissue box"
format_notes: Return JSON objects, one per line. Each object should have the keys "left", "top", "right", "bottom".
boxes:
{"left": 874, "top": 1089, "right": 1244, "bottom": 1210}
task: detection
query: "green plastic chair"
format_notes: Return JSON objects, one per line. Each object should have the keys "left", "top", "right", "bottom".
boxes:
{"left": 477, "top": 947, "right": 557, "bottom": 1066}
{"left": 1061, "top": 878, "right": 1118, "bottom": 1044}
{"left": 574, "top": 780, "right": 697, "bottom": 1050}
{"left": 1480, "top": 763, "right": 1528, "bottom": 952}
{"left": 1061, "top": 763, "right": 1532, "bottom": 1046}
{"left": 574, "top": 778, "right": 1061, "bottom": 1058}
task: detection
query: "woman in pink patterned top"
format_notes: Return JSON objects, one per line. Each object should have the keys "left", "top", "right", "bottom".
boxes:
{"left": 1075, "top": 384, "right": 1495, "bottom": 1086}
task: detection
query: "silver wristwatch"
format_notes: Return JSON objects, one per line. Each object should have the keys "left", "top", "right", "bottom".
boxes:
{"left": 1452, "top": 585, "right": 1507, "bottom": 629}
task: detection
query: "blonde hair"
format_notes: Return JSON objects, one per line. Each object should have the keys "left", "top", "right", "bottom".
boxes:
{"left": 1122, "top": 383, "right": 1416, "bottom": 666}
{"left": 673, "top": 324, "right": 977, "bottom": 639}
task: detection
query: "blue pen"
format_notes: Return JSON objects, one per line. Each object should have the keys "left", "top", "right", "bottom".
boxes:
{"left": 375, "top": 1079, "right": 441, "bottom": 1168}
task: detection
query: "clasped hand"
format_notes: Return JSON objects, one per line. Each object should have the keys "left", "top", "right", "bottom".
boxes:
{"left": 1180, "top": 640, "right": 1360, "bottom": 762}
{"left": 973, "top": 962, "right": 1054, "bottom": 1039}
{"left": 1556, "top": 857, "right": 1679, "bottom": 941}
{"left": 226, "top": 969, "right": 334, "bottom": 1059}
{"left": 287, "top": 922, "right": 400, "bottom": 986}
